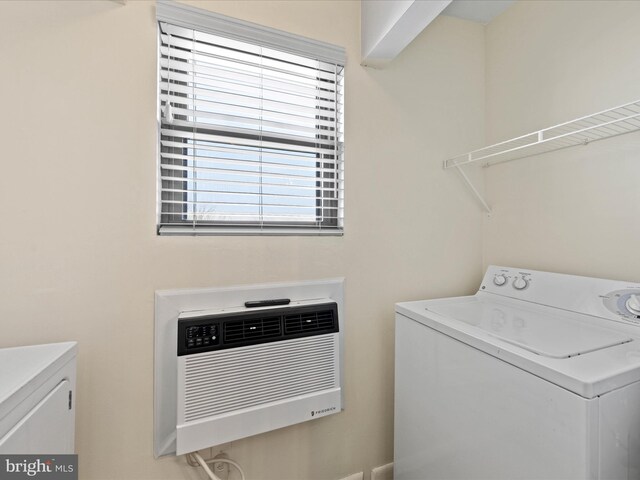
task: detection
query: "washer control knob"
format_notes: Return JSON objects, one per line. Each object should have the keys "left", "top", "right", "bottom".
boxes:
{"left": 513, "top": 276, "right": 529, "bottom": 290}
{"left": 626, "top": 294, "right": 640, "bottom": 315}
{"left": 493, "top": 274, "right": 507, "bottom": 286}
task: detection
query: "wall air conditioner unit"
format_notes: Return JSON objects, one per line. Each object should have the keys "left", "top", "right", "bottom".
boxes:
{"left": 154, "top": 279, "right": 344, "bottom": 457}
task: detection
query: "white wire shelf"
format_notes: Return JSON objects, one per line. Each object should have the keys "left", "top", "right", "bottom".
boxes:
{"left": 444, "top": 99, "right": 640, "bottom": 169}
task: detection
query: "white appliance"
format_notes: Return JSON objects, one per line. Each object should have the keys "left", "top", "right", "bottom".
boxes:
{"left": 0, "top": 342, "right": 77, "bottom": 454}
{"left": 154, "top": 279, "right": 344, "bottom": 457}
{"left": 394, "top": 266, "right": 640, "bottom": 480}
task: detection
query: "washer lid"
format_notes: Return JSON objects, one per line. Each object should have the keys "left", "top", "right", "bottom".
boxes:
{"left": 0, "top": 342, "right": 77, "bottom": 424}
{"left": 427, "top": 298, "right": 632, "bottom": 358}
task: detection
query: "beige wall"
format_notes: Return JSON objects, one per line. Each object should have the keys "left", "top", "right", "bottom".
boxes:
{"left": 483, "top": 0, "right": 640, "bottom": 282}
{"left": 0, "top": 1, "right": 484, "bottom": 479}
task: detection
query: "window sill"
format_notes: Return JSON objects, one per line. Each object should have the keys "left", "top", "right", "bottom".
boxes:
{"left": 157, "top": 226, "right": 344, "bottom": 236}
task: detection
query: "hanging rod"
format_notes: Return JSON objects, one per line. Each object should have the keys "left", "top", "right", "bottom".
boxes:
{"left": 444, "top": 99, "right": 640, "bottom": 169}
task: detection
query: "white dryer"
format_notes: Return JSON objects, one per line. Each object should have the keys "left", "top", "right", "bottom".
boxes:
{"left": 395, "top": 266, "right": 640, "bottom": 480}
{"left": 0, "top": 342, "right": 77, "bottom": 454}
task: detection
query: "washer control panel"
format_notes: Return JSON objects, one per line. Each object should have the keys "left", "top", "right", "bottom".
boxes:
{"left": 490, "top": 270, "right": 532, "bottom": 291}
{"left": 483, "top": 265, "right": 640, "bottom": 327}
{"left": 602, "top": 290, "right": 640, "bottom": 323}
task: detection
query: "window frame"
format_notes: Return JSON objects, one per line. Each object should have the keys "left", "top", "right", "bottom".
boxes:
{"left": 156, "top": 1, "right": 345, "bottom": 236}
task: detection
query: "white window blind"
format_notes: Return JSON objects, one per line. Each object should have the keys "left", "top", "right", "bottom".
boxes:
{"left": 157, "top": 3, "right": 345, "bottom": 235}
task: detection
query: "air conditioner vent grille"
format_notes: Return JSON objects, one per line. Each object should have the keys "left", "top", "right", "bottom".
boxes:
{"left": 284, "top": 309, "right": 336, "bottom": 335}
{"left": 181, "top": 334, "right": 338, "bottom": 421}
{"left": 224, "top": 316, "right": 282, "bottom": 344}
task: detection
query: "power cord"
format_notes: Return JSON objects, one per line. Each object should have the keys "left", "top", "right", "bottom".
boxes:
{"left": 188, "top": 451, "right": 246, "bottom": 480}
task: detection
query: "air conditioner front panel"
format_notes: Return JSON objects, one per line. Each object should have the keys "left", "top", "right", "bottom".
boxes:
{"left": 176, "top": 333, "right": 340, "bottom": 454}
{"left": 176, "top": 386, "right": 341, "bottom": 455}
{"left": 153, "top": 279, "right": 345, "bottom": 458}
{"left": 178, "top": 334, "right": 339, "bottom": 423}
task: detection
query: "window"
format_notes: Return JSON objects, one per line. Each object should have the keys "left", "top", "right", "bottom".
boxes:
{"left": 156, "top": 2, "right": 345, "bottom": 235}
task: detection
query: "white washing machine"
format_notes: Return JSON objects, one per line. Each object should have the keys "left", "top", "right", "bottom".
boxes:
{"left": 395, "top": 266, "right": 640, "bottom": 480}
{"left": 0, "top": 342, "right": 77, "bottom": 453}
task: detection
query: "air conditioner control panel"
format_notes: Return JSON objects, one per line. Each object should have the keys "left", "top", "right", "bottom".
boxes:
{"left": 178, "top": 318, "right": 222, "bottom": 355}
{"left": 185, "top": 323, "right": 219, "bottom": 349}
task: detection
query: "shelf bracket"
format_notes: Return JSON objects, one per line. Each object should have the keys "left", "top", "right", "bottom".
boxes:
{"left": 454, "top": 164, "right": 491, "bottom": 214}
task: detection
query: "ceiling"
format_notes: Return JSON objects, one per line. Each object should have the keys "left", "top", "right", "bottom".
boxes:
{"left": 441, "top": 0, "right": 515, "bottom": 25}
{"left": 361, "top": 0, "right": 516, "bottom": 67}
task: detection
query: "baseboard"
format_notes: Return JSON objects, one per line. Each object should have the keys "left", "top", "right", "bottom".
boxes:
{"left": 338, "top": 473, "right": 363, "bottom": 480}
{"left": 371, "top": 462, "right": 393, "bottom": 480}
